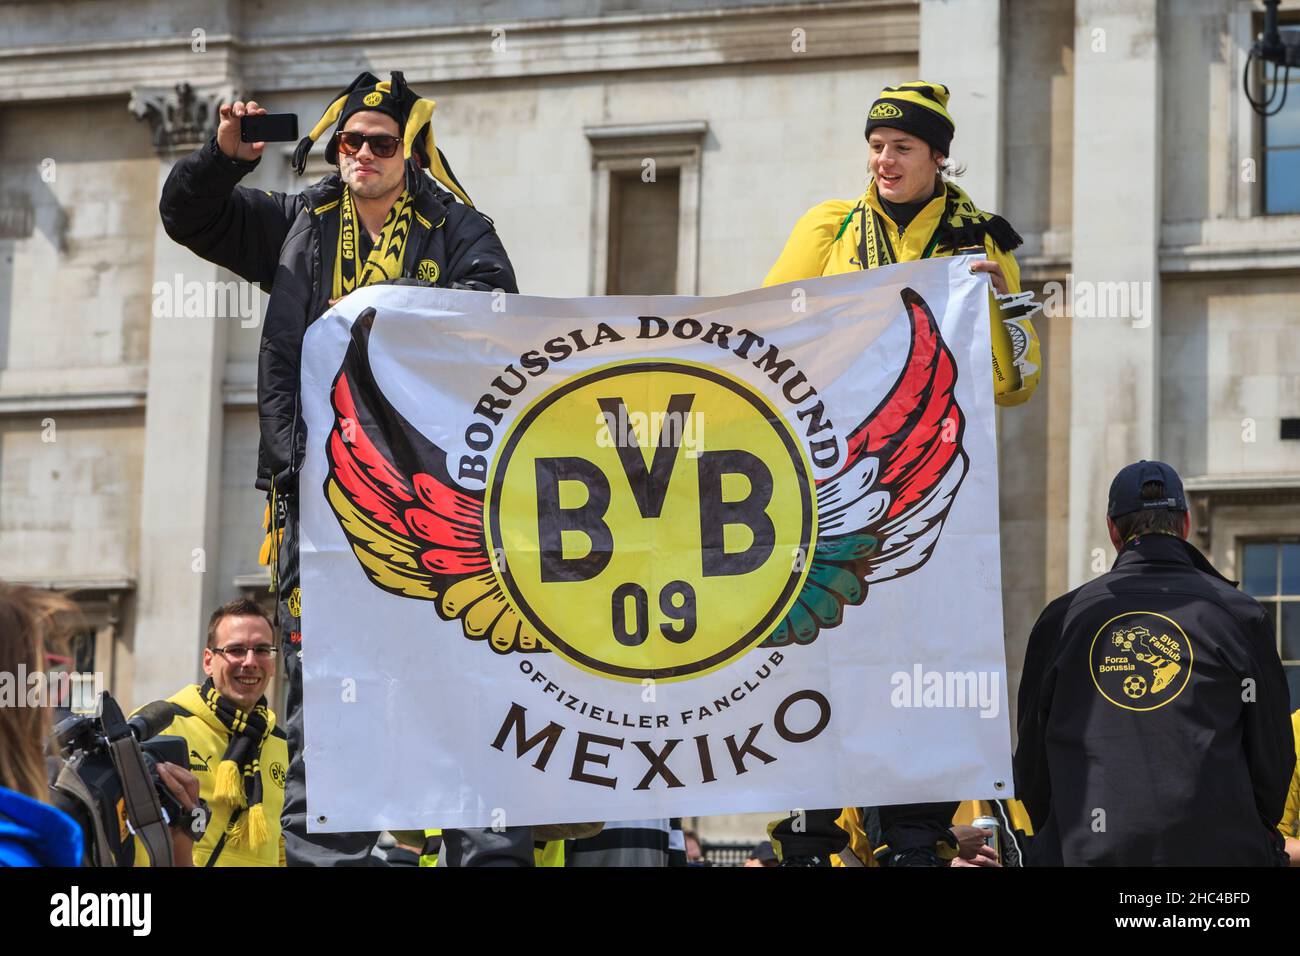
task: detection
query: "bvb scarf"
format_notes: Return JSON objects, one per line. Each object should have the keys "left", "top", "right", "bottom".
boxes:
{"left": 332, "top": 186, "right": 415, "bottom": 301}
{"left": 842, "top": 180, "right": 1022, "bottom": 269}
{"left": 188, "top": 678, "right": 273, "bottom": 850}
{"left": 257, "top": 187, "right": 415, "bottom": 590}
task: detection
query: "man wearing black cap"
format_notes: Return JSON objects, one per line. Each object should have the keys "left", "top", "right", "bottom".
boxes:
{"left": 1014, "top": 460, "right": 1296, "bottom": 865}
{"left": 159, "top": 72, "right": 520, "bottom": 865}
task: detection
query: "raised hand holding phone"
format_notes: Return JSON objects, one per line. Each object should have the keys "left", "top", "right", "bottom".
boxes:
{"left": 217, "top": 100, "right": 268, "bottom": 162}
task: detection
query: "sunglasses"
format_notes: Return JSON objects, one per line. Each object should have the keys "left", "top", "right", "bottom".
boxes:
{"left": 334, "top": 130, "right": 402, "bottom": 159}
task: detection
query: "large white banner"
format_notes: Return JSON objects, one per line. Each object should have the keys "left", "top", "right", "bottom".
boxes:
{"left": 299, "top": 257, "right": 1012, "bottom": 832}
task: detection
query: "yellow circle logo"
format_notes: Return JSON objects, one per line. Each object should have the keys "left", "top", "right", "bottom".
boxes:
{"left": 362, "top": 92, "right": 384, "bottom": 107}
{"left": 417, "top": 258, "right": 440, "bottom": 283}
{"left": 286, "top": 587, "right": 301, "bottom": 618}
{"left": 1088, "top": 611, "right": 1193, "bottom": 712}
{"left": 869, "top": 102, "right": 904, "bottom": 120}
{"left": 485, "top": 361, "right": 816, "bottom": 681}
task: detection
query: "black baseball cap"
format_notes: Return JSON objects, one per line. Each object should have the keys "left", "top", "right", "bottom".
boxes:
{"left": 1106, "top": 460, "right": 1187, "bottom": 518}
{"left": 749, "top": 840, "right": 778, "bottom": 863}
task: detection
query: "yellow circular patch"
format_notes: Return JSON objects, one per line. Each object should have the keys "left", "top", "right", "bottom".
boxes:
{"left": 1088, "top": 611, "right": 1193, "bottom": 712}
{"left": 869, "top": 102, "right": 904, "bottom": 120}
{"left": 485, "top": 360, "right": 815, "bottom": 682}
{"left": 362, "top": 91, "right": 384, "bottom": 107}
{"left": 286, "top": 587, "right": 301, "bottom": 618}
{"left": 417, "top": 258, "right": 440, "bottom": 283}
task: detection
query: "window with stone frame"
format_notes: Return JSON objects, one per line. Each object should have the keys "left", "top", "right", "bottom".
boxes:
{"left": 1262, "top": 22, "right": 1300, "bottom": 215}
{"left": 1186, "top": 484, "right": 1300, "bottom": 708}
{"left": 1239, "top": 539, "right": 1300, "bottom": 706}
{"left": 36, "top": 583, "right": 131, "bottom": 714}
{"left": 584, "top": 121, "right": 707, "bottom": 296}
{"left": 605, "top": 168, "right": 681, "bottom": 295}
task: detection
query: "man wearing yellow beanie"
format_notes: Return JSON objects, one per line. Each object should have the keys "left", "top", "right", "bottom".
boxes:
{"left": 765, "top": 83, "right": 1041, "bottom": 867}
{"left": 764, "top": 80, "right": 1041, "bottom": 407}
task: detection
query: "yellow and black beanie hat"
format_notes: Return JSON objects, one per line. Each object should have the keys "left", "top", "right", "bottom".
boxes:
{"left": 291, "top": 70, "right": 473, "bottom": 206}
{"left": 864, "top": 81, "right": 955, "bottom": 156}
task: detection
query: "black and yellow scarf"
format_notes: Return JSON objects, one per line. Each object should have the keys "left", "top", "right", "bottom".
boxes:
{"left": 331, "top": 186, "right": 415, "bottom": 301}
{"left": 842, "top": 180, "right": 1022, "bottom": 269}
{"left": 195, "top": 678, "right": 273, "bottom": 849}
{"left": 257, "top": 186, "right": 416, "bottom": 576}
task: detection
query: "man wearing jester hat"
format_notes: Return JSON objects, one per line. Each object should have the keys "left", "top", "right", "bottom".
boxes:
{"left": 160, "top": 71, "right": 519, "bottom": 865}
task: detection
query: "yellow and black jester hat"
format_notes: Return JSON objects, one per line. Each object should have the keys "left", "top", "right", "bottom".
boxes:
{"left": 291, "top": 70, "right": 473, "bottom": 206}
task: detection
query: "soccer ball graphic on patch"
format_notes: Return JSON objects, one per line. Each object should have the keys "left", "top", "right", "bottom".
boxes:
{"left": 1122, "top": 674, "right": 1147, "bottom": 699}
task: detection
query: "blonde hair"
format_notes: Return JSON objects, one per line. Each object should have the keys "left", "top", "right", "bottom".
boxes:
{"left": 0, "top": 583, "right": 79, "bottom": 801}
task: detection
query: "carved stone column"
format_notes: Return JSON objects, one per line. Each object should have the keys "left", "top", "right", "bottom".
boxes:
{"left": 128, "top": 82, "right": 238, "bottom": 706}
{"left": 1067, "top": 0, "right": 1162, "bottom": 590}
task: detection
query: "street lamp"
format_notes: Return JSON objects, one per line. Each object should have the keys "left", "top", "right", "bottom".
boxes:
{"left": 1244, "top": 0, "right": 1300, "bottom": 116}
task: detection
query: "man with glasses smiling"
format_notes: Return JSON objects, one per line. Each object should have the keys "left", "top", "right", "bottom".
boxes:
{"left": 159, "top": 71, "right": 518, "bottom": 865}
{"left": 134, "top": 599, "right": 289, "bottom": 867}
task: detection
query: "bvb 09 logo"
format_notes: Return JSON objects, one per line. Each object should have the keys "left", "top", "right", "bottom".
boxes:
{"left": 1089, "top": 611, "right": 1193, "bottom": 711}
{"left": 324, "top": 295, "right": 970, "bottom": 687}
{"left": 486, "top": 361, "right": 816, "bottom": 681}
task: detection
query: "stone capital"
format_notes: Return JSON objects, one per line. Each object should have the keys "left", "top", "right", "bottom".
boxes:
{"left": 129, "top": 82, "right": 237, "bottom": 155}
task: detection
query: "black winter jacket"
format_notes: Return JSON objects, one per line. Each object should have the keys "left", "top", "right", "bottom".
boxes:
{"left": 159, "top": 137, "right": 518, "bottom": 491}
{"left": 1014, "top": 534, "right": 1295, "bottom": 865}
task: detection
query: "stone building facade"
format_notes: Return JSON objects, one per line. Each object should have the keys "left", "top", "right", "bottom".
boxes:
{"left": 1, "top": 0, "right": 1297, "bottom": 844}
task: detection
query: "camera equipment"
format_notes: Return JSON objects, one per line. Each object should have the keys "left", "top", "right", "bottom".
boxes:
{"left": 48, "top": 691, "right": 186, "bottom": 866}
{"left": 1244, "top": 0, "right": 1300, "bottom": 117}
{"left": 240, "top": 112, "right": 299, "bottom": 143}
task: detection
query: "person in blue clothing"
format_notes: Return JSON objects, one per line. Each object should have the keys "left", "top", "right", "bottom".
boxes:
{"left": 0, "top": 583, "right": 83, "bottom": 866}
{"left": 0, "top": 788, "right": 82, "bottom": 867}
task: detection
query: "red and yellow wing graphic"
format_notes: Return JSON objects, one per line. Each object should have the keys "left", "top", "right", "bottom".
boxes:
{"left": 323, "top": 307, "right": 546, "bottom": 654}
{"left": 764, "top": 288, "right": 969, "bottom": 646}
{"left": 327, "top": 290, "right": 967, "bottom": 657}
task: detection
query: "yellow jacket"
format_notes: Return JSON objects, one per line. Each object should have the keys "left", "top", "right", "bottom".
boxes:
{"left": 829, "top": 807, "right": 879, "bottom": 868}
{"left": 763, "top": 180, "right": 1041, "bottom": 407}
{"left": 133, "top": 685, "right": 288, "bottom": 867}
{"left": 1278, "top": 710, "right": 1300, "bottom": 841}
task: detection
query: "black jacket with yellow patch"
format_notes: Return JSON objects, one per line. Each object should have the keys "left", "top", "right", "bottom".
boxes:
{"left": 159, "top": 138, "right": 517, "bottom": 492}
{"left": 1014, "top": 535, "right": 1295, "bottom": 865}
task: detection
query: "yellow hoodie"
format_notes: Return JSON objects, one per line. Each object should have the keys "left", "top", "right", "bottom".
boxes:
{"left": 1278, "top": 710, "right": 1300, "bottom": 842}
{"left": 133, "top": 685, "right": 288, "bottom": 867}
{"left": 764, "top": 180, "right": 1041, "bottom": 407}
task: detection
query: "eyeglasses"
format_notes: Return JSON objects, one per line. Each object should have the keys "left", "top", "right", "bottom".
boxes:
{"left": 334, "top": 130, "right": 402, "bottom": 159}
{"left": 212, "top": 644, "right": 278, "bottom": 661}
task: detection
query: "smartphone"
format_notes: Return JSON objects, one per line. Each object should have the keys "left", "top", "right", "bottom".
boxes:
{"left": 240, "top": 113, "right": 299, "bottom": 143}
